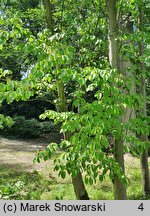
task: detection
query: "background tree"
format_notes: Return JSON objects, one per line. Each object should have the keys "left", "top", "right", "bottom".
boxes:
{"left": 138, "top": 3, "right": 150, "bottom": 196}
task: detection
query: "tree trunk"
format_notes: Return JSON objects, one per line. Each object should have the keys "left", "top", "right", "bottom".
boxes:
{"left": 43, "top": 0, "right": 53, "bottom": 33}
{"left": 118, "top": 13, "right": 136, "bottom": 125}
{"left": 140, "top": 143, "right": 150, "bottom": 195}
{"left": 42, "top": 1, "right": 89, "bottom": 200}
{"left": 107, "top": 0, "right": 118, "bottom": 69}
{"left": 106, "top": 0, "right": 127, "bottom": 200}
{"left": 72, "top": 172, "right": 89, "bottom": 200}
{"left": 138, "top": 6, "right": 150, "bottom": 196}
{"left": 114, "top": 138, "right": 126, "bottom": 199}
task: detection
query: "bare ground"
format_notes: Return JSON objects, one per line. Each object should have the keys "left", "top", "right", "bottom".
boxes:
{"left": 1, "top": 136, "right": 149, "bottom": 200}
{"left": 0, "top": 135, "right": 145, "bottom": 173}
{"left": 0, "top": 136, "right": 57, "bottom": 174}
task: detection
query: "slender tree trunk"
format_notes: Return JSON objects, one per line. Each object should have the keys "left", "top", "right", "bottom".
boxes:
{"left": 72, "top": 172, "right": 89, "bottom": 200}
{"left": 107, "top": 0, "right": 118, "bottom": 69}
{"left": 43, "top": 0, "right": 53, "bottom": 33}
{"left": 140, "top": 145, "right": 150, "bottom": 195}
{"left": 106, "top": 0, "right": 127, "bottom": 200}
{"left": 118, "top": 13, "right": 136, "bottom": 125}
{"left": 42, "top": 1, "right": 89, "bottom": 200}
{"left": 138, "top": 6, "right": 150, "bottom": 196}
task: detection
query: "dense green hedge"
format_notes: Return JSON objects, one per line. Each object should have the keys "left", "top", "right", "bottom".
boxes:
{"left": 0, "top": 116, "right": 57, "bottom": 139}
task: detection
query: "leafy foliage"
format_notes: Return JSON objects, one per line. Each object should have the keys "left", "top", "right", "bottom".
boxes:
{"left": 0, "top": 114, "right": 14, "bottom": 129}
{"left": 0, "top": 181, "right": 25, "bottom": 200}
{"left": 0, "top": 116, "right": 57, "bottom": 139}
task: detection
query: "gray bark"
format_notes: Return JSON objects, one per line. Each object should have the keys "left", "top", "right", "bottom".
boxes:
{"left": 106, "top": 0, "right": 127, "bottom": 200}
{"left": 118, "top": 14, "right": 136, "bottom": 125}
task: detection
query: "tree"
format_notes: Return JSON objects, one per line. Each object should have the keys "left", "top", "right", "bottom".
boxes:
{"left": 138, "top": 4, "right": 150, "bottom": 196}
{"left": 43, "top": 0, "right": 53, "bottom": 33}
{"left": 42, "top": 0, "right": 89, "bottom": 200}
{"left": 106, "top": 0, "right": 127, "bottom": 200}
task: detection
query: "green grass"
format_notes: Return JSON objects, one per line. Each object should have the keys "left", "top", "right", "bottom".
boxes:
{"left": 0, "top": 155, "right": 149, "bottom": 200}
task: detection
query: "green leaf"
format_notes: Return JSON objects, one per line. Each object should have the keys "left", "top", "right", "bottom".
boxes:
{"left": 60, "top": 171, "right": 66, "bottom": 179}
{"left": 99, "top": 175, "right": 104, "bottom": 182}
{"left": 72, "top": 169, "right": 78, "bottom": 178}
{"left": 89, "top": 177, "right": 93, "bottom": 185}
{"left": 101, "top": 136, "right": 109, "bottom": 148}
{"left": 54, "top": 165, "right": 60, "bottom": 171}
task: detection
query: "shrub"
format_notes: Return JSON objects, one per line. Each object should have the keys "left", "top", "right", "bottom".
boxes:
{"left": 40, "top": 121, "right": 55, "bottom": 133}
{"left": 0, "top": 116, "right": 41, "bottom": 138}
{"left": 0, "top": 116, "right": 58, "bottom": 139}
